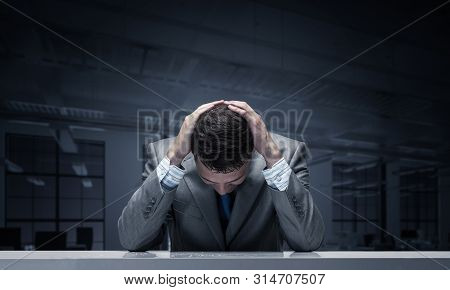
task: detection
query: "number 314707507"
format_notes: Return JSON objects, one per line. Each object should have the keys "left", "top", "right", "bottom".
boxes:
{"left": 253, "top": 273, "right": 325, "bottom": 285}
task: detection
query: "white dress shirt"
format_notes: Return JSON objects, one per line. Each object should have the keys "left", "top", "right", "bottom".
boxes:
{"left": 156, "top": 155, "right": 292, "bottom": 192}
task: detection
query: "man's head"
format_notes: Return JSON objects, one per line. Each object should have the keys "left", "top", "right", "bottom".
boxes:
{"left": 191, "top": 103, "right": 254, "bottom": 195}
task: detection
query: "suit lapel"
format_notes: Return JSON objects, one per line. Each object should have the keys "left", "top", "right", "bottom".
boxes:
{"left": 225, "top": 151, "right": 266, "bottom": 246}
{"left": 182, "top": 153, "right": 226, "bottom": 250}
{"left": 182, "top": 151, "right": 267, "bottom": 250}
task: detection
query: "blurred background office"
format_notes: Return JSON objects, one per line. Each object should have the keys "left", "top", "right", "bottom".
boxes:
{"left": 0, "top": 0, "right": 449, "bottom": 251}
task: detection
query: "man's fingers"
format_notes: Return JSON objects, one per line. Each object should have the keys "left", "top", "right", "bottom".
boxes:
{"left": 191, "top": 100, "right": 224, "bottom": 120}
{"left": 210, "top": 99, "right": 225, "bottom": 105}
{"left": 228, "top": 103, "right": 262, "bottom": 128}
{"left": 225, "top": 101, "right": 246, "bottom": 111}
{"left": 226, "top": 101, "right": 257, "bottom": 117}
{"left": 198, "top": 101, "right": 220, "bottom": 113}
{"left": 190, "top": 100, "right": 257, "bottom": 124}
{"left": 227, "top": 104, "right": 247, "bottom": 116}
{"left": 192, "top": 106, "right": 211, "bottom": 118}
{"left": 195, "top": 100, "right": 224, "bottom": 113}
{"left": 224, "top": 100, "right": 252, "bottom": 112}
{"left": 203, "top": 99, "right": 224, "bottom": 108}
{"left": 224, "top": 100, "right": 244, "bottom": 107}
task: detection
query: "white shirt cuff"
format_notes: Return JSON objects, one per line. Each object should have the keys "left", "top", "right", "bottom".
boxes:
{"left": 261, "top": 157, "right": 292, "bottom": 191}
{"left": 156, "top": 156, "right": 186, "bottom": 191}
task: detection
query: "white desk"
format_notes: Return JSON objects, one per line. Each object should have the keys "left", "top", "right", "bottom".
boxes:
{"left": 1, "top": 251, "right": 449, "bottom": 270}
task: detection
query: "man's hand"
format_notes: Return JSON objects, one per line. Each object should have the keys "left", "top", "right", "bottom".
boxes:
{"left": 166, "top": 100, "right": 224, "bottom": 166}
{"left": 224, "top": 100, "right": 282, "bottom": 168}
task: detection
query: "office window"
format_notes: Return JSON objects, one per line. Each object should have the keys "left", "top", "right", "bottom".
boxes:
{"left": 399, "top": 167, "right": 438, "bottom": 250}
{"left": 4, "top": 134, "right": 105, "bottom": 250}
{"left": 332, "top": 160, "right": 382, "bottom": 249}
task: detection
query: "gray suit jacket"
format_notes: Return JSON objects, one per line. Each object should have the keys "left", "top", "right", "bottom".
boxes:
{"left": 118, "top": 133, "right": 325, "bottom": 251}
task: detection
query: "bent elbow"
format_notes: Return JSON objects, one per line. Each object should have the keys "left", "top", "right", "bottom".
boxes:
{"left": 307, "top": 233, "right": 324, "bottom": 251}
{"left": 290, "top": 218, "right": 325, "bottom": 252}
{"left": 307, "top": 217, "right": 325, "bottom": 251}
{"left": 117, "top": 215, "right": 138, "bottom": 251}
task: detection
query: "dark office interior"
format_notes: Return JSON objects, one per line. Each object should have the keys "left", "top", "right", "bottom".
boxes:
{"left": 0, "top": 0, "right": 449, "bottom": 251}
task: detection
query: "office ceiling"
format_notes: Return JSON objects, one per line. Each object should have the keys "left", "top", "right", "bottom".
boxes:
{"left": 1, "top": 0, "right": 449, "bottom": 164}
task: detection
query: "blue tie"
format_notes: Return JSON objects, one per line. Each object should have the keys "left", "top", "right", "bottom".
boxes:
{"left": 220, "top": 194, "right": 232, "bottom": 221}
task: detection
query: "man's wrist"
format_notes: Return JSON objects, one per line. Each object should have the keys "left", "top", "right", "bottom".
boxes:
{"left": 262, "top": 157, "right": 291, "bottom": 191}
{"left": 158, "top": 156, "right": 186, "bottom": 191}
{"left": 263, "top": 143, "right": 282, "bottom": 168}
{"left": 166, "top": 149, "right": 183, "bottom": 166}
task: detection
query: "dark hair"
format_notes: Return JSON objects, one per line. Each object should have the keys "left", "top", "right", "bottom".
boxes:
{"left": 191, "top": 103, "right": 254, "bottom": 173}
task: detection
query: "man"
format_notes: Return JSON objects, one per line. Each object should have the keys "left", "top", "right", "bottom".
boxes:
{"left": 118, "top": 100, "right": 324, "bottom": 251}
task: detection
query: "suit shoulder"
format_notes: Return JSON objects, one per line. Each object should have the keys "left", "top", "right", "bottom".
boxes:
{"left": 270, "top": 132, "right": 306, "bottom": 161}
{"left": 270, "top": 132, "right": 302, "bottom": 150}
{"left": 146, "top": 136, "right": 176, "bottom": 158}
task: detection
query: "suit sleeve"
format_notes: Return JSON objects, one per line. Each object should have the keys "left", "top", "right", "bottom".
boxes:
{"left": 117, "top": 142, "right": 176, "bottom": 251}
{"left": 269, "top": 141, "right": 325, "bottom": 251}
